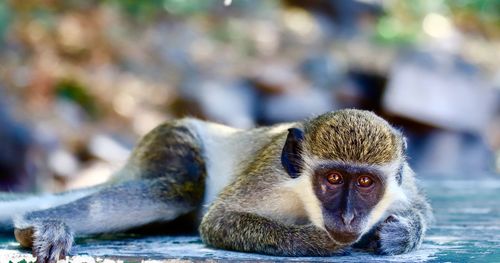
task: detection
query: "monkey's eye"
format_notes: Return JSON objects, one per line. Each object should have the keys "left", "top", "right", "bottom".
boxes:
{"left": 326, "top": 172, "right": 343, "bottom": 185}
{"left": 357, "top": 176, "right": 373, "bottom": 188}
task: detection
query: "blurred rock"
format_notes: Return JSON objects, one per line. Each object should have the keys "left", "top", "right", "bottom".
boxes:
{"left": 384, "top": 50, "right": 497, "bottom": 133}
{"left": 194, "top": 80, "right": 257, "bottom": 129}
{"left": 260, "top": 87, "right": 336, "bottom": 123}
{"left": 250, "top": 61, "right": 304, "bottom": 95}
{"left": 65, "top": 161, "right": 115, "bottom": 190}
{"left": 47, "top": 148, "right": 79, "bottom": 178}
{"left": 284, "top": 0, "right": 383, "bottom": 36}
{"left": 299, "top": 54, "right": 341, "bottom": 90}
{"left": 0, "top": 93, "right": 33, "bottom": 191}
{"left": 88, "top": 134, "right": 131, "bottom": 165}
{"left": 383, "top": 50, "right": 499, "bottom": 175}
{"left": 409, "top": 131, "right": 495, "bottom": 176}
{"left": 337, "top": 70, "right": 386, "bottom": 111}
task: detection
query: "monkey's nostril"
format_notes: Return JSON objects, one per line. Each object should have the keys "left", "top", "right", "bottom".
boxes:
{"left": 341, "top": 212, "right": 355, "bottom": 225}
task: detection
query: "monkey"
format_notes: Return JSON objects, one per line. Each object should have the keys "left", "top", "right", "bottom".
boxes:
{"left": 0, "top": 109, "right": 432, "bottom": 263}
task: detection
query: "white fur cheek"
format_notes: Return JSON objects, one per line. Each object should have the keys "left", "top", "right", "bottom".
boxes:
{"left": 283, "top": 175, "right": 325, "bottom": 230}
{"left": 365, "top": 176, "right": 408, "bottom": 232}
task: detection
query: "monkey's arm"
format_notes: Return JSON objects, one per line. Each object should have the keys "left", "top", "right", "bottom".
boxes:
{"left": 200, "top": 207, "right": 343, "bottom": 256}
{"left": 14, "top": 178, "right": 194, "bottom": 263}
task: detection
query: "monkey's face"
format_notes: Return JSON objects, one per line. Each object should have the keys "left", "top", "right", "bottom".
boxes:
{"left": 281, "top": 110, "right": 406, "bottom": 244}
{"left": 311, "top": 163, "right": 385, "bottom": 244}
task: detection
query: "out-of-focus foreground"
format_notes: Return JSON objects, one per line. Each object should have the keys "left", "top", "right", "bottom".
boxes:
{"left": 0, "top": 0, "right": 498, "bottom": 192}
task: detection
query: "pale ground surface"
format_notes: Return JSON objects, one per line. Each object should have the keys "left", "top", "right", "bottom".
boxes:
{"left": 1, "top": 179, "right": 499, "bottom": 263}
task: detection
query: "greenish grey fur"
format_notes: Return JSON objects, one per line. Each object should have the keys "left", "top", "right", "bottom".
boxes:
{"left": 304, "top": 109, "right": 403, "bottom": 164}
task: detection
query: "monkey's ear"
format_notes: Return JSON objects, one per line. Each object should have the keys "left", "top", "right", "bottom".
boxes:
{"left": 281, "top": 128, "right": 305, "bottom": 178}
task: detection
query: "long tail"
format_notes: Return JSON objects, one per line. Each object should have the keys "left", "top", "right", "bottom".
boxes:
{"left": 0, "top": 187, "right": 101, "bottom": 233}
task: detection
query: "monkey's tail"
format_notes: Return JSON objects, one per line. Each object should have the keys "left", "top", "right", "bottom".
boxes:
{"left": 0, "top": 187, "right": 101, "bottom": 234}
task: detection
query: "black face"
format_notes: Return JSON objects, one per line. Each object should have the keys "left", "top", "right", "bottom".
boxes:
{"left": 312, "top": 163, "right": 386, "bottom": 244}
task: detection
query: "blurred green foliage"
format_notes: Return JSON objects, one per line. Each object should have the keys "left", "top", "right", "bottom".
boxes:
{"left": 376, "top": 0, "right": 500, "bottom": 43}
{"left": 55, "top": 79, "right": 100, "bottom": 119}
{"left": 105, "top": 0, "right": 217, "bottom": 21}
{"left": 448, "top": 0, "right": 500, "bottom": 23}
{"left": 0, "top": 2, "right": 11, "bottom": 43}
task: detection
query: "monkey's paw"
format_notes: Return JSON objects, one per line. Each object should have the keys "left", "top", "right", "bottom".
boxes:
{"left": 30, "top": 220, "right": 73, "bottom": 263}
{"left": 373, "top": 215, "right": 417, "bottom": 255}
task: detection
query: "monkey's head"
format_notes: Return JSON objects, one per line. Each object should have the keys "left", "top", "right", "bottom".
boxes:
{"left": 282, "top": 109, "right": 408, "bottom": 245}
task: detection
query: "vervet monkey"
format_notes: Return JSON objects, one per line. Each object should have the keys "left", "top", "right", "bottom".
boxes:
{"left": 0, "top": 109, "right": 432, "bottom": 263}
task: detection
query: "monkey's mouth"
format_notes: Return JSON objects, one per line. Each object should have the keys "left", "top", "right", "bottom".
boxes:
{"left": 328, "top": 230, "right": 360, "bottom": 245}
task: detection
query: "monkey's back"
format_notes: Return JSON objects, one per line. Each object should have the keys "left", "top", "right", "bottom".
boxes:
{"left": 184, "top": 119, "right": 297, "bottom": 209}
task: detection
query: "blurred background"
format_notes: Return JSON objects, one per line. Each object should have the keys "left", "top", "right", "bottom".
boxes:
{"left": 0, "top": 0, "right": 498, "bottom": 193}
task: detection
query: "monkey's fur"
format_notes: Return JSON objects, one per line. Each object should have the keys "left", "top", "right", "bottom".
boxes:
{"left": 0, "top": 109, "right": 432, "bottom": 263}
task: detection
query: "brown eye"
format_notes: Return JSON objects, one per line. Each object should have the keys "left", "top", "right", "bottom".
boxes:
{"left": 357, "top": 176, "right": 373, "bottom": 187}
{"left": 326, "top": 172, "right": 343, "bottom": 185}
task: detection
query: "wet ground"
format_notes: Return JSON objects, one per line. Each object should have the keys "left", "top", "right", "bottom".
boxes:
{"left": 1, "top": 178, "right": 499, "bottom": 262}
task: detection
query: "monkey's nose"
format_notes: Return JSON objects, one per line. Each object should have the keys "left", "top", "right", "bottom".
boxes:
{"left": 341, "top": 212, "right": 355, "bottom": 226}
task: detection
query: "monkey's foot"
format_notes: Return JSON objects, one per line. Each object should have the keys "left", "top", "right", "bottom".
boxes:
{"left": 16, "top": 220, "right": 74, "bottom": 263}
{"left": 373, "top": 215, "right": 417, "bottom": 255}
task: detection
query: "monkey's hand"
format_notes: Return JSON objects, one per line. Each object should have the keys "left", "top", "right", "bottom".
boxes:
{"left": 372, "top": 213, "right": 424, "bottom": 255}
{"left": 15, "top": 219, "right": 73, "bottom": 263}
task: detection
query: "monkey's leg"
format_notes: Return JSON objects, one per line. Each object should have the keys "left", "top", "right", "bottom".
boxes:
{"left": 0, "top": 187, "right": 102, "bottom": 234}
{"left": 14, "top": 178, "right": 200, "bottom": 263}
{"left": 14, "top": 122, "right": 206, "bottom": 263}
{"left": 200, "top": 207, "right": 343, "bottom": 256}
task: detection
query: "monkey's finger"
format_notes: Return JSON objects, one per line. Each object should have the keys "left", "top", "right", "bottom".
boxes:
{"left": 34, "top": 244, "right": 51, "bottom": 263}
{"left": 384, "top": 215, "right": 399, "bottom": 223}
